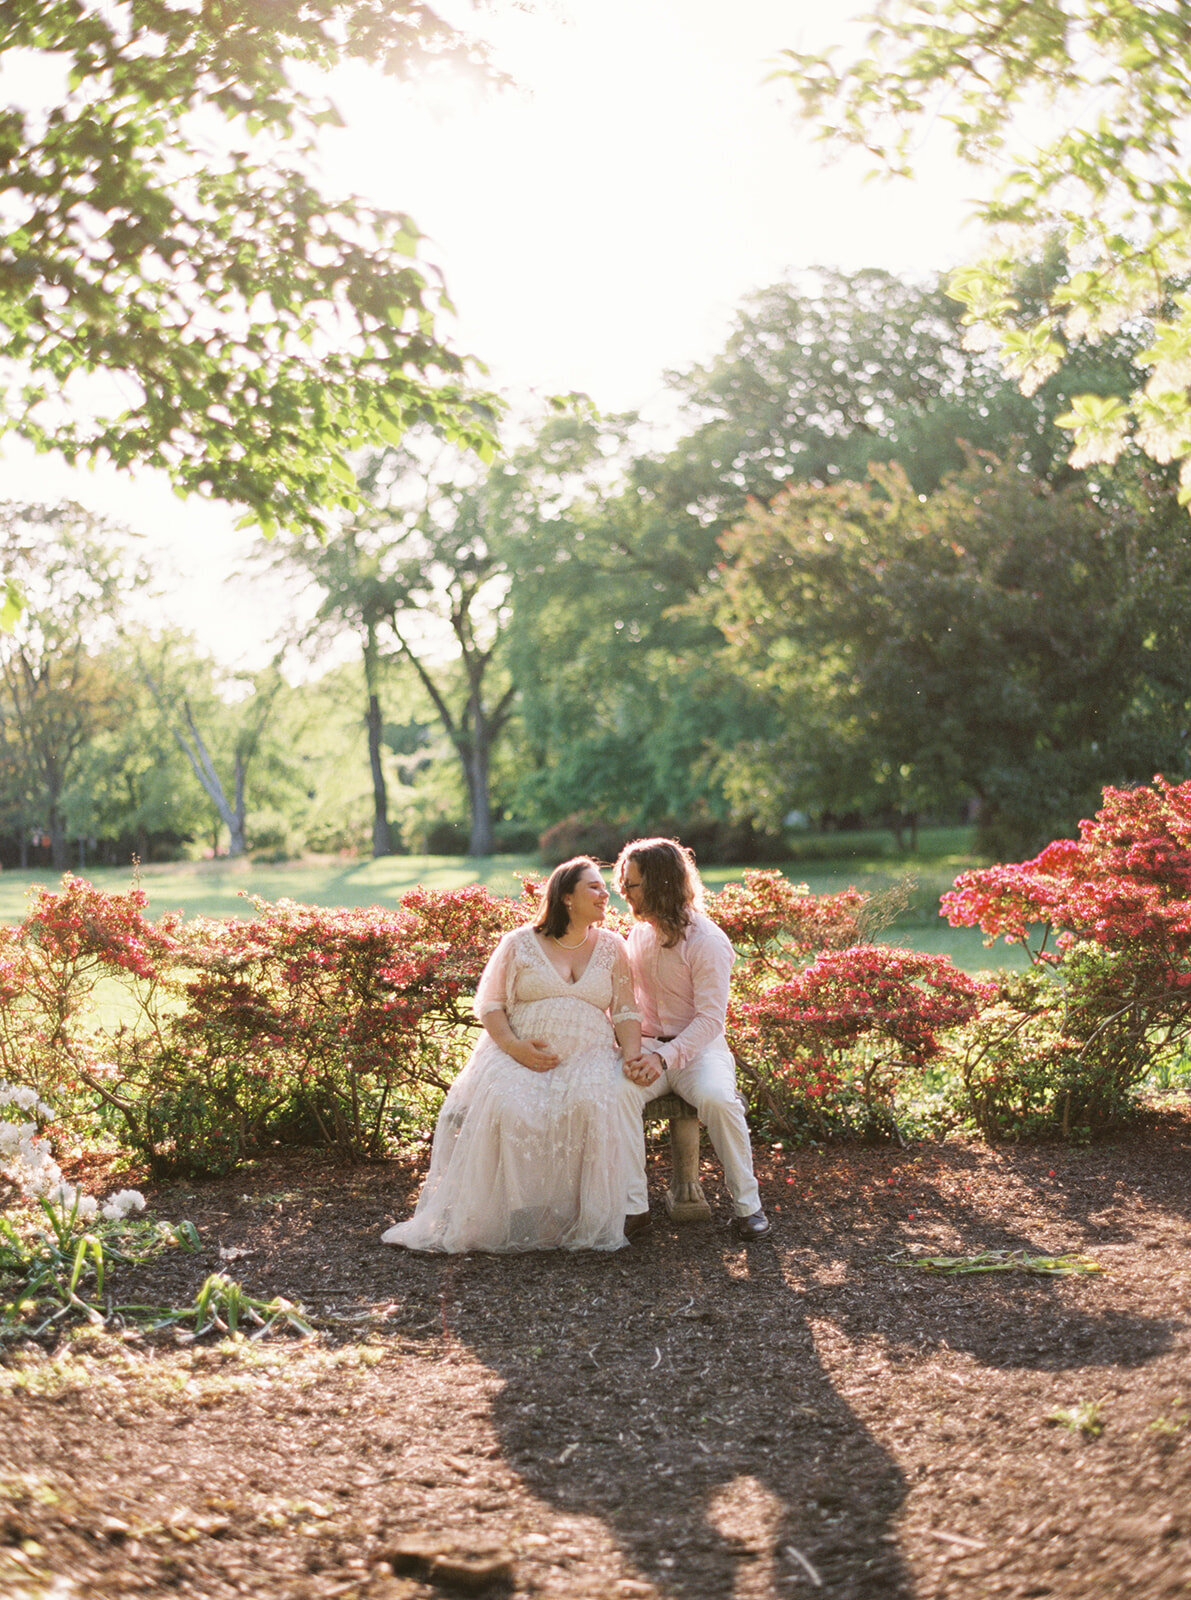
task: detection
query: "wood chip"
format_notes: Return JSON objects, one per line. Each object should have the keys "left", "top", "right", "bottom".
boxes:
{"left": 924, "top": 1529, "right": 987, "bottom": 1552}
{"left": 388, "top": 1538, "right": 516, "bottom": 1593}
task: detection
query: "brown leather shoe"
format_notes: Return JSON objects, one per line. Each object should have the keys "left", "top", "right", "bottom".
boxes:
{"left": 731, "top": 1209, "right": 772, "bottom": 1241}
{"left": 624, "top": 1211, "right": 652, "bottom": 1240}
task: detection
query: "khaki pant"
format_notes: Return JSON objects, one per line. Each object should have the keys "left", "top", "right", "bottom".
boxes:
{"left": 618, "top": 1034, "right": 762, "bottom": 1217}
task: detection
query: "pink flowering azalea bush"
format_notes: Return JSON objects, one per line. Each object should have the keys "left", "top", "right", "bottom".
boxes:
{"left": 144, "top": 886, "right": 524, "bottom": 1170}
{"left": 0, "top": 878, "right": 526, "bottom": 1175}
{"left": 9, "top": 809, "right": 1182, "bottom": 1177}
{"left": 0, "top": 877, "right": 180, "bottom": 1119}
{"left": 941, "top": 775, "right": 1191, "bottom": 1136}
{"left": 707, "top": 870, "right": 874, "bottom": 994}
{"left": 729, "top": 943, "right": 989, "bottom": 1141}
{"left": 161, "top": 886, "right": 526, "bottom": 1167}
{"left": 708, "top": 870, "right": 978, "bottom": 1141}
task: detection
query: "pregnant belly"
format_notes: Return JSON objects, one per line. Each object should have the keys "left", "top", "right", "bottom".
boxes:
{"left": 510, "top": 995, "right": 615, "bottom": 1058}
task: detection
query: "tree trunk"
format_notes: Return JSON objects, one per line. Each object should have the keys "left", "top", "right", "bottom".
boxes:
{"left": 49, "top": 802, "right": 68, "bottom": 871}
{"left": 230, "top": 750, "right": 247, "bottom": 857}
{"left": 364, "top": 626, "right": 391, "bottom": 857}
{"left": 164, "top": 698, "right": 248, "bottom": 857}
{"left": 465, "top": 721, "right": 494, "bottom": 857}
{"left": 367, "top": 693, "right": 392, "bottom": 856}
{"left": 389, "top": 624, "right": 512, "bottom": 861}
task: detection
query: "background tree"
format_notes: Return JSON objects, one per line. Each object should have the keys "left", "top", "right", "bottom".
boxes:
{"left": 286, "top": 656, "right": 437, "bottom": 856}
{"left": 503, "top": 408, "right": 769, "bottom": 831}
{"left": 664, "top": 268, "right": 1015, "bottom": 511}
{"left": 0, "top": 503, "right": 148, "bottom": 868}
{"left": 266, "top": 519, "right": 408, "bottom": 857}
{"left": 59, "top": 634, "right": 213, "bottom": 865}
{"left": 531, "top": 260, "right": 1142, "bottom": 852}
{"left": 661, "top": 262, "right": 1146, "bottom": 517}
{"left": 715, "top": 454, "right": 1191, "bottom": 857}
{"left": 0, "top": 1, "right": 497, "bottom": 538}
{"left": 272, "top": 438, "right": 529, "bottom": 856}
{"left": 782, "top": 2, "right": 1191, "bottom": 488}
{"left": 366, "top": 449, "right": 521, "bottom": 857}
{"left": 137, "top": 637, "right": 295, "bottom": 859}
{"left": 504, "top": 275, "right": 1065, "bottom": 838}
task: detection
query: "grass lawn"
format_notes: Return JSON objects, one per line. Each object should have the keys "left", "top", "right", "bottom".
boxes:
{"left": 0, "top": 853, "right": 538, "bottom": 924}
{"left": 0, "top": 825, "right": 1023, "bottom": 972}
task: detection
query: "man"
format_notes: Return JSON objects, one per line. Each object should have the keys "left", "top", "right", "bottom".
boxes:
{"left": 615, "top": 837, "right": 771, "bottom": 1241}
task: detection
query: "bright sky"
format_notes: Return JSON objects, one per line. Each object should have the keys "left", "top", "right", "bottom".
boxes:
{"left": 2, "top": 0, "right": 981, "bottom": 667}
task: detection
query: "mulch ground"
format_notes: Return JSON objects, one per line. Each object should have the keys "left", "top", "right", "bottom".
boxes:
{"left": 3, "top": 1107, "right": 1191, "bottom": 1600}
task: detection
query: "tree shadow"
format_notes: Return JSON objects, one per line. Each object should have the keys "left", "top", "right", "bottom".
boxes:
{"left": 140, "top": 1131, "right": 1187, "bottom": 1596}
{"left": 407, "top": 1134, "right": 1187, "bottom": 1599}
{"left": 437, "top": 1235, "right": 911, "bottom": 1600}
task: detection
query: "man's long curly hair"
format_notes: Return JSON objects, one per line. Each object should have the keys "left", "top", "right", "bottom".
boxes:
{"left": 615, "top": 837, "right": 703, "bottom": 948}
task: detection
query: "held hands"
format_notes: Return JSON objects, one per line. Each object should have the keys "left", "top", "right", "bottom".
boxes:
{"left": 515, "top": 1037, "right": 561, "bottom": 1073}
{"left": 623, "top": 1052, "right": 665, "bottom": 1087}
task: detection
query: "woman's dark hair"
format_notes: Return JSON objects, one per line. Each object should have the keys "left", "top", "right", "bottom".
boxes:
{"left": 532, "top": 856, "right": 602, "bottom": 940}
{"left": 614, "top": 837, "right": 702, "bottom": 947}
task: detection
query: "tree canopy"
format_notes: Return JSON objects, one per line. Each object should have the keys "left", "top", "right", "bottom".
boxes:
{"left": 0, "top": 1, "right": 497, "bottom": 537}
{"left": 715, "top": 453, "right": 1191, "bottom": 856}
{"left": 0, "top": 502, "right": 149, "bottom": 868}
{"left": 781, "top": 1, "right": 1191, "bottom": 492}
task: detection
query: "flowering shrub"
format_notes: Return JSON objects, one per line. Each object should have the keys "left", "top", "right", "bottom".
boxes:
{"left": 951, "top": 971, "right": 1088, "bottom": 1140}
{"left": 0, "top": 868, "right": 967, "bottom": 1167}
{"left": 708, "top": 870, "right": 878, "bottom": 994}
{"left": 708, "top": 871, "right": 970, "bottom": 1141}
{"left": 0, "top": 877, "right": 180, "bottom": 1128}
{"left": 7, "top": 815, "right": 1177, "bottom": 1180}
{"left": 942, "top": 776, "right": 1191, "bottom": 960}
{"left": 730, "top": 945, "right": 988, "bottom": 1140}
{"left": 942, "top": 776, "right": 1191, "bottom": 1133}
{"left": 159, "top": 888, "right": 525, "bottom": 1166}
{"left": 0, "top": 1080, "right": 58, "bottom": 1196}
{"left": 0, "top": 880, "right": 531, "bottom": 1174}
{"left": 22, "top": 874, "right": 178, "bottom": 980}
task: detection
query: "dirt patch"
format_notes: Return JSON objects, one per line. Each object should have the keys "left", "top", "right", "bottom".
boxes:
{"left": 3, "top": 1111, "right": 1191, "bottom": 1599}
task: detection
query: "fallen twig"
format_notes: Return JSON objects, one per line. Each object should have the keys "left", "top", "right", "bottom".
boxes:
{"left": 784, "top": 1545, "right": 823, "bottom": 1586}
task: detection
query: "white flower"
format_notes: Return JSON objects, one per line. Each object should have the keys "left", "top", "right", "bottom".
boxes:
{"left": 0, "top": 1080, "right": 54, "bottom": 1119}
{"left": 46, "top": 1182, "right": 97, "bottom": 1219}
{"left": 1, "top": 1123, "right": 64, "bottom": 1198}
{"left": 0, "top": 1121, "right": 25, "bottom": 1156}
{"left": 101, "top": 1189, "right": 146, "bottom": 1220}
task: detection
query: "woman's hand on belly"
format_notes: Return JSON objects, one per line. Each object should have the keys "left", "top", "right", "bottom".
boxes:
{"left": 509, "top": 1037, "right": 562, "bottom": 1072}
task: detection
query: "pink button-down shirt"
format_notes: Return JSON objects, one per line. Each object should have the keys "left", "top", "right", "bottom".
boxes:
{"left": 625, "top": 910, "right": 735, "bottom": 1074}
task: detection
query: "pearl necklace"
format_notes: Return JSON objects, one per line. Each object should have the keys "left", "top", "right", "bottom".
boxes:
{"left": 552, "top": 926, "right": 591, "bottom": 950}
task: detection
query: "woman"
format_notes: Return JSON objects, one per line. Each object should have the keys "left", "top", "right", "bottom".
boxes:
{"left": 382, "top": 858, "right": 641, "bottom": 1253}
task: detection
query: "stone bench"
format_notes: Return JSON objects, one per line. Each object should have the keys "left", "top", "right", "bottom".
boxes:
{"left": 642, "top": 1093, "right": 711, "bottom": 1221}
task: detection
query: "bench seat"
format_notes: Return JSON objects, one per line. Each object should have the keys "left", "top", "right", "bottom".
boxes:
{"left": 642, "top": 1093, "right": 712, "bottom": 1221}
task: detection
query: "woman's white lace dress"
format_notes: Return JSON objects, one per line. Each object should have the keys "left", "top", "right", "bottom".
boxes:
{"left": 381, "top": 926, "right": 639, "bottom": 1253}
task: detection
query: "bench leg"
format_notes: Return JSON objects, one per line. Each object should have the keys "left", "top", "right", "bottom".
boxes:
{"left": 663, "top": 1113, "right": 712, "bottom": 1222}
